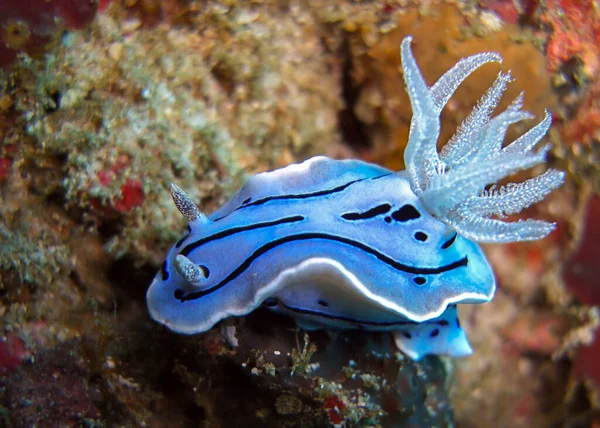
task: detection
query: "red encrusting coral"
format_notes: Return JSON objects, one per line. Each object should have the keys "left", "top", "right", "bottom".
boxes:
{"left": 0, "top": 334, "right": 30, "bottom": 373}
{"left": 94, "top": 172, "right": 145, "bottom": 214}
{"left": 503, "top": 312, "right": 568, "bottom": 355}
{"left": 479, "top": 0, "right": 539, "bottom": 24}
{"left": 98, "top": 0, "right": 112, "bottom": 12}
{"left": 0, "top": 157, "right": 12, "bottom": 181}
{"left": 324, "top": 396, "right": 346, "bottom": 425}
{"left": 574, "top": 335, "right": 600, "bottom": 392}
{"left": 485, "top": 0, "right": 521, "bottom": 24}
{"left": 2, "top": 343, "right": 102, "bottom": 425}
{"left": 564, "top": 196, "right": 600, "bottom": 306}
{"left": 113, "top": 179, "right": 144, "bottom": 213}
{"left": 0, "top": 0, "right": 98, "bottom": 67}
{"left": 0, "top": 141, "right": 16, "bottom": 182}
{"left": 561, "top": 79, "right": 600, "bottom": 147}
{"left": 542, "top": 0, "right": 600, "bottom": 74}
{"left": 93, "top": 157, "right": 145, "bottom": 214}
{"left": 563, "top": 196, "right": 600, "bottom": 392}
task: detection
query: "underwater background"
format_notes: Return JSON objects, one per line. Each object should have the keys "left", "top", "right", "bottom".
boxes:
{"left": 0, "top": 0, "right": 599, "bottom": 426}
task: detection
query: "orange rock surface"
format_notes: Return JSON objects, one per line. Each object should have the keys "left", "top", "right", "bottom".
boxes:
{"left": 350, "top": 4, "right": 556, "bottom": 170}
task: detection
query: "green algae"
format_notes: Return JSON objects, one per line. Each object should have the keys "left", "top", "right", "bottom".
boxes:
{"left": 0, "top": 222, "right": 69, "bottom": 290}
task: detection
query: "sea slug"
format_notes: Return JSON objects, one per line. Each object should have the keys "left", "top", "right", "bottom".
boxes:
{"left": 146, "top": 36, "right": 564, "bottom": 360}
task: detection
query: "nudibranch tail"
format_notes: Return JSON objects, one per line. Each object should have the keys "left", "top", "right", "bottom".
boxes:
{"left": 400, "top": 37, "right": 565, "bottom": 243}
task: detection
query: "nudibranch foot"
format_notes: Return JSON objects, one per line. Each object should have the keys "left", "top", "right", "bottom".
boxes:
{"left": 392, "top": 306, "right": 472, "bottom": 361}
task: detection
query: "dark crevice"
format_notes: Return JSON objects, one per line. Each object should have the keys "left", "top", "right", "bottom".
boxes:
{"left": 69, "top": 270, "right": 87, "bottom": 293}
{"left": 44, "top": 89, "right": 62, "bottom": 113}
{"left": 97, "top": 219, "right": 126, "bottom": 243}
{"left": 24, "top": 153, "right": 68, "bottom": 198}
{"left": 106, "top": 256, "right": 156, "bottom": 305}
{"left": 338, "top": 39, "right": 371, "bottom": 151}
{"left": 45, "top": 187, "right": 67, "bottom": 208}
{"left": 553, "top": 57, "right": 587, "bottom": 120}
{"left": 182, "top": 401, "right": 207, "bottom": 423}
{"left": 210, "top": 61, "right": 235, "bottom": 97}
{"left": 152, "top": 337, "right": 207, "bottom": 426}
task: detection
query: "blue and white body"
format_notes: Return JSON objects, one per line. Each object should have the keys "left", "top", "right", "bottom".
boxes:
{"left": 146, "top": 37, "right": 564, "bottom": 360}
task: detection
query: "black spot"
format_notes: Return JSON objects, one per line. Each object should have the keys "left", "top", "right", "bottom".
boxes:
{"left": 342, "top": 204, "right": 392, "bottom": 220}
{"left": 175, "top": 234, "right": 189, "bottom": 248}
{"left": 438, "top": 320, "right": 449, "bottom": 326}
{"left": 242, "top": 197, "right": 252, "bottom": 204}
{"left": 413, "top": 277, "right": 426, "bottom": 285}
{"left": 174, "top": 289, "right": 184, "bottom": 299}
{"left": 161, "top": 261, "right": 169, "bottom": 280}
{"left": 263, "top": 298, "right": 278, "bottom": 307}
{"left": 430, "top": 329, "right": 440, "bottom": 338}
{"left": 199, "top": 264, "right": 210, "bottom": 278}
{"left": 456, "top": 318, "right": 461, "bottom": 328}
{"left": 391, "top": 205, "right": 421, "bottom": 222}
{"left": 44, "top": 90, "right": 62, "bottom": 113}
{"left": 414, "top": 232, "right": 428, "bottom": 242}
{"left": 442, "top": 233, "right": 457, "bottom": 249}
{"left": 402, "top": 332, "right": 412, "bottom": 339}
{"left": 384, "top": 216, "right": 391, "bottom": 223}
{"left": 317, "top": 300, "right": 329, "bottom": 307}
{"left": 187, "top": 225, "right": 192, "bottom": 232}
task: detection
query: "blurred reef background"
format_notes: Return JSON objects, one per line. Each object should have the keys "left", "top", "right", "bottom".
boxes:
{"left": 1, "top": 0, "right": 600, "bottom": 426}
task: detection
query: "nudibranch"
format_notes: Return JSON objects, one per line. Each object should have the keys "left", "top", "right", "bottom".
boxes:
{"left": 146, "top": 36, "right": 564, "bottom": 360}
